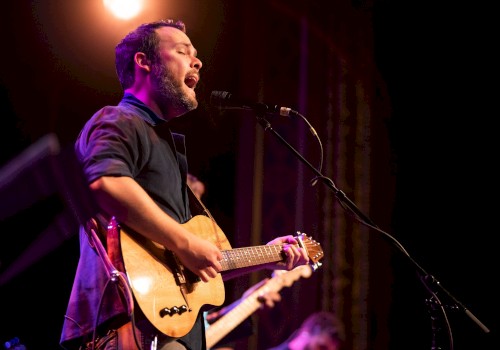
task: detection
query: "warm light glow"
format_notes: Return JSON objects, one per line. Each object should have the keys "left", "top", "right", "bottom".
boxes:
{"left": 103, "top": 0, "right": 144, "bottom": 20}
{"left": 131, "top": 276, "right": 152, "bottom": 295}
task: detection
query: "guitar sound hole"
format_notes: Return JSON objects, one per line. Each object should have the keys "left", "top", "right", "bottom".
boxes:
{"left": 185, "top": 269, "right": 201, "bottom": 284}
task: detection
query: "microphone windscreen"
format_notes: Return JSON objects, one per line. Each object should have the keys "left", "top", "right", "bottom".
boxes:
{"left": 210, "top": 91, "right": 232, "bottom": 107}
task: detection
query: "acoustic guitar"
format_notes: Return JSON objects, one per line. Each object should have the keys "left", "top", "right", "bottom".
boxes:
{"left": 119, "top": 214, "right": 324, "bottom": 338}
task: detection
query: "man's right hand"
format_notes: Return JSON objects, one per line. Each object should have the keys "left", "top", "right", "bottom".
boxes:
{"left": 174, "top": 232, "right": 223, "bottom": 282}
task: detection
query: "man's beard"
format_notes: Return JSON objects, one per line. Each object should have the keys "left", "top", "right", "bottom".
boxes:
{"left": 152, "top": 63, "right": 198, "bottom": 117}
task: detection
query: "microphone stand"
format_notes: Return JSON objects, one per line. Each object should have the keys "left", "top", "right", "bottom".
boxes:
{"left": 251, "top": 111, "right": 490, "bottom": 349}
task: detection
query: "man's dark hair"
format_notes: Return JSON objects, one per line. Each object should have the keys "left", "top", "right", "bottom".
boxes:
{"left": 300, "top": 311, "right": 345, "bottom": 347}
{"left": 115, "top": 19, "right": 186, "bottom": 89}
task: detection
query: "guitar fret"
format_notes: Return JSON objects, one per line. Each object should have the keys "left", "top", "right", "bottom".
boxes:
{"left": 220, "top": 244, "right": 284, "bottom": 271}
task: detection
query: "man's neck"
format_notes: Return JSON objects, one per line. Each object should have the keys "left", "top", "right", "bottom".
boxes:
{"left": 124, "top": 88, "right": 164, "bottom": 119}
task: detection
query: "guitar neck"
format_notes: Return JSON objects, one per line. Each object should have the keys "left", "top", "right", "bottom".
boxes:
{"left": 219, "top": 244, "right": 285, "bottom": 271}
{"left": 206, "top": 265, "right": 314, "bottom": 348}
{"left": 206, "top": 288, "right": 263, "bottom": 348}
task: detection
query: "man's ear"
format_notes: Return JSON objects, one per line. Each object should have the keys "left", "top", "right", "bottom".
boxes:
{"left": 135, "top": 52, "right": 151, "bottom": 72}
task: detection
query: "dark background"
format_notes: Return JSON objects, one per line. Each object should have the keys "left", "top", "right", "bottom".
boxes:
{"left": 374, "top": 2, "right": 498, "bottom": 349}
{"left": 1, "top": 1, "right": 498, "bottom": 349}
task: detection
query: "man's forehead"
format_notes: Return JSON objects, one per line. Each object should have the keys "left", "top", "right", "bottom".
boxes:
{"left": 155, "top": 25, "right": 198, "bottom": 57}
{"left": 156, "top": 26, "right": 191, "bottom": 44}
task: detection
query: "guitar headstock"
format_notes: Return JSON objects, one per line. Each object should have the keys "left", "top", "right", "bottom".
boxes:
{"left": 272, "top": 264, "right": 313, "bottom": 282}
{"left": 295, "top": 232, "right": 324, "bottom": 271}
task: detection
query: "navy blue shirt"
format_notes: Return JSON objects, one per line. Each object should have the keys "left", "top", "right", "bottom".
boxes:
{"left": 60, "top": 93, "right": 204, "bottom": 350}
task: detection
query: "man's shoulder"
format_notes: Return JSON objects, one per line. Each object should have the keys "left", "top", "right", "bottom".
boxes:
{"left": 89, "top": 104, "right": 147, "bottom": 125}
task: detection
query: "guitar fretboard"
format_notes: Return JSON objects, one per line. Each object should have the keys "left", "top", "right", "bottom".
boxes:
{"left": 220, "top": 244, "right": 285, "bottom": 271}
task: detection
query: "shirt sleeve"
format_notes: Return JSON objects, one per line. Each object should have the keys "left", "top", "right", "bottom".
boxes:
{"left": 76, "top": 106, "right": 151, "bottom": 184}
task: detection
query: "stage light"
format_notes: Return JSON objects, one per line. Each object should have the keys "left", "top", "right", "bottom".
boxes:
{"left": 103, "top": 0, "right": 144, "bottom": 20}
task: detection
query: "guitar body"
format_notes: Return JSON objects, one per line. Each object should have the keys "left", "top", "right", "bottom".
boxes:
{"left": 120, "top": 215, "right": 231, "bottom": 338}
{"left": 119, "top": 214, "right": 323, "bottom": 339}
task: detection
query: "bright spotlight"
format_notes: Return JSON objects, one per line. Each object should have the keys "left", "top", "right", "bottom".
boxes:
{"left": 103, "top": 0, "right": 144, "bottom": 20}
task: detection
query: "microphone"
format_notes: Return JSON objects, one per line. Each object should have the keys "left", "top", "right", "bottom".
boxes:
{"left": 210, "top": 91, "right": 299, "bottom": 117}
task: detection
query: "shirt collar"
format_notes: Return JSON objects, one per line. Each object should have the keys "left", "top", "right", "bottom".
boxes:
{"left": 119, "top": 92, "right": 165, "bottom": 126}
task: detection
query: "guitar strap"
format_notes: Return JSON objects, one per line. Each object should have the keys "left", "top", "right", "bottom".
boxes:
{"left": 85, "top": 216, "right": 134, "bottom": 316}
{"left": 186, "top": 182, "right": 211, "bottom": 218}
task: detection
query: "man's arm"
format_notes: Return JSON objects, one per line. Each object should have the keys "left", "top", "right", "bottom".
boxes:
{"left": 89, "top": 175, "right": 223, "bottom": 282}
